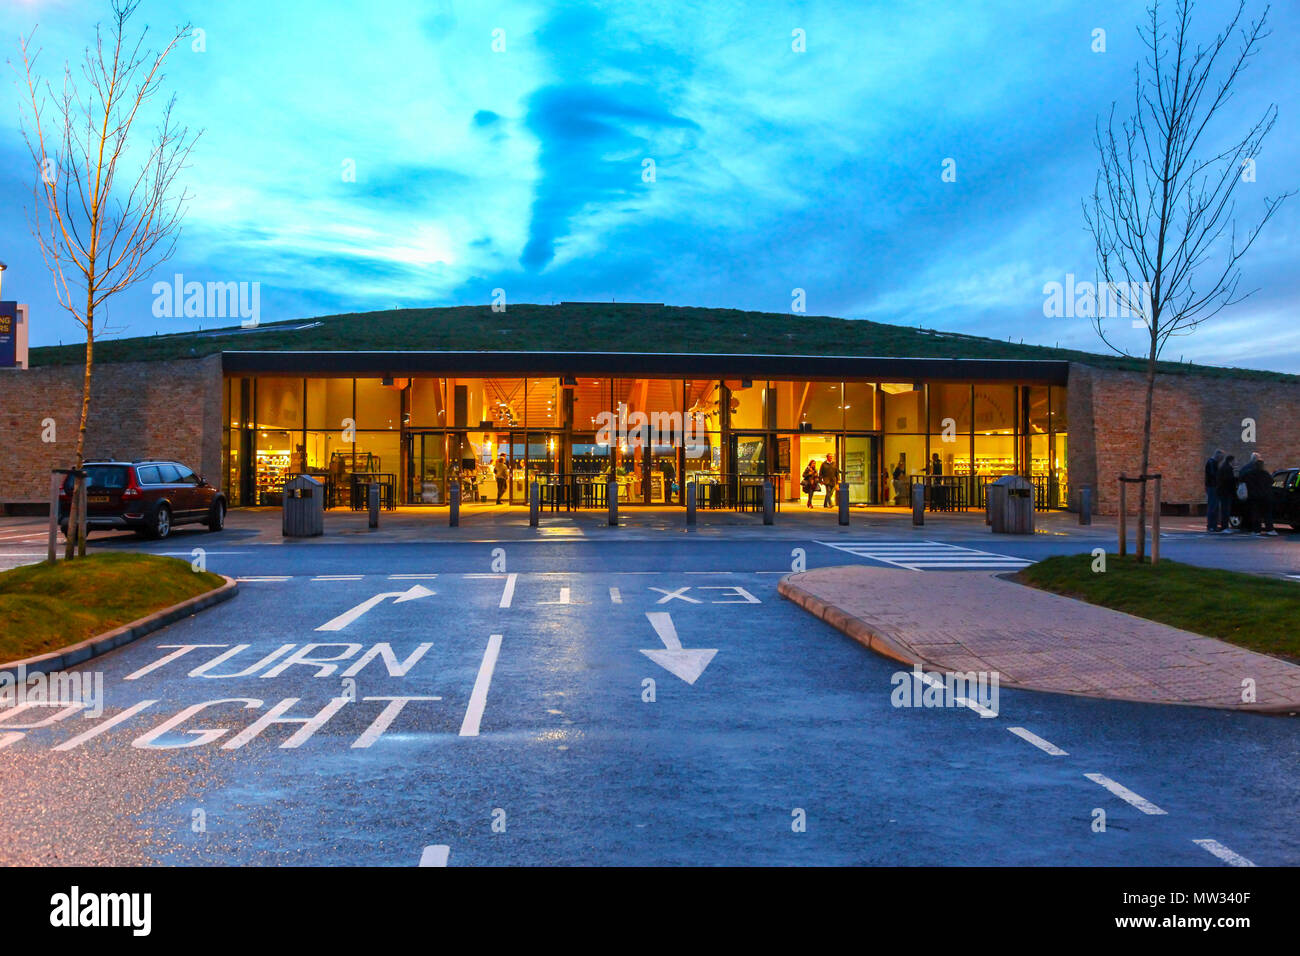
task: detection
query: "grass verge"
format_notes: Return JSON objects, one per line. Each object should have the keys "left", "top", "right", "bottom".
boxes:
{"left": 0, "top": 553, "right": 225, "bottom": 664}
{"left": 1014, "top": 554, "right": 1300, "bottom": 662}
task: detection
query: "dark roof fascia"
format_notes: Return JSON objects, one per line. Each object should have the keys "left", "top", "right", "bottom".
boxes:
{"left": 220, "top": 350, "right": 1070, "bottom": 384}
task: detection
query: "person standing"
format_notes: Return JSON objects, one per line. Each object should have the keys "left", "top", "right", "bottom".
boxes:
{"left": 929, "top": 453, "right": 945, "bottom": 510}
{"left": 1204, "top": 449, "right": 1225, "bottom": 531}
{"left": 1241, "top": 452, "right": 1278, "bottom": 536}
{"left": 661, "top": 456, "right": 676, "bottom": 504}
{"left": 1215, "top": 454, "right": 1237, "bottom": 532}
{"left": 802, "top": 459, "right": 819, "bottom": 508}
{"left": 892, "top": 461, "right": 905, "bottom": 506}
{"left": 494, "top": 454, "right": 509, "bottom": 505}
{"left": 819, "top": 454, "right": 839, "bottom": 508}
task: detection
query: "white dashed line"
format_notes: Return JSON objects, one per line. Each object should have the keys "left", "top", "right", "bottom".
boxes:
{"left": 235, "top": 575, "right": 292, "bottom": 583}
{"left": 609, "top": 587, "right": 622, "bottom": 604}
{"left": 389, "top": 574, "right": 438, "bottom": 580}
{"left": 459, "top": 633, "right": 503, "bottom": 737}
{"left": 312, "top": 575, "right": 364, "bottom": 581}
{"left": 499, "top": 573, "right": 517, "bottom": 608}
{"left": 1084, "top": 773, "right": 1167, "bottom": 815}
{"left": 1193, "top": 839, "right": 1256, "bottom": 867}
{"left": 419, "top": 845, "right": 450, "bottom": 867}
{"left": 1008, "top": 726, "right": 1068, "bottom": 755}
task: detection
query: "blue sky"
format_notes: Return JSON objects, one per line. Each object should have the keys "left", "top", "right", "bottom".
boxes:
{"left": 2, "top": 0, "right": 1297, "bottom": 370}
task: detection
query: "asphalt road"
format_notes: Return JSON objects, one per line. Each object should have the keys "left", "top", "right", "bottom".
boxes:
{"left": 2, "top": 525, "right": 1298, "bottom": 866}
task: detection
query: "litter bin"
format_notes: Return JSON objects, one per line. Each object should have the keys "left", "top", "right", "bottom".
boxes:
{"left": 283, "top": 474, "right": 324, "bottom": 537}
{"left": 988, "top": 474, "right": 1034, "bottom": 534}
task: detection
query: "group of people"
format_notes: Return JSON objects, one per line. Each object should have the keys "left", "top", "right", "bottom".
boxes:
{"left": 1205, "top": 449, "right": 1278, "bottom": 535}
{"left": 801, "top": 454, "right": 841, "bottom": 508}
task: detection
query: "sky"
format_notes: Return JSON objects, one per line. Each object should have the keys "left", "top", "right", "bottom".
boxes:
{"left": 1, "top": 0, "right": 1297, "bottom": 370}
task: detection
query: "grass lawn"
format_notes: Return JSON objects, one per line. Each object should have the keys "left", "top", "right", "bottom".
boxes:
{"left": 1015, "top": 554, "right": 1300, "bottom": 662}
{"left": 0, "top": 553, "right": 225, "bottom": 664}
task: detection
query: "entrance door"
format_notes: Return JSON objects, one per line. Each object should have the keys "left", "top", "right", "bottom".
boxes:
{"left": 409, "top": 433, "right": 448, "bottom": 504}
{"left": 842, "top": 435, "right": 880, "bottom": 505}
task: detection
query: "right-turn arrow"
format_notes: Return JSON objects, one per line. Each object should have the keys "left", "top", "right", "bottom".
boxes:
{"left": 640, "top": 612, "right": 718, "bottom": 685}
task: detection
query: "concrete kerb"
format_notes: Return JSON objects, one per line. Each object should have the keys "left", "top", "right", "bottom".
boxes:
{"left": 0, "top": 575, "right": 239, "bottom": 680}
{"left": 777, "top": 569, "right": 1300, "bottom": 715}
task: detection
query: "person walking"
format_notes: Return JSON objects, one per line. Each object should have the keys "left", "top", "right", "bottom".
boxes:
{"left": 820, "top": 454, "right": 840, "bottom": 508}
{"left": 1240, "top": 452, "right": 1278, "bottom": 536}
{"left": 1214, "top": 454, "right": 1237, "bottom": 532}
{"left": 892, "top": 461, "right": 905, "bottom": 506}
{"left": 802, "top": 459, "right": 819, "bottom": 508}
{"left": 493, "top": 454, "right": 509, "bottom": 505}
{"left": 1204, "top": 449, "right": 1225, "bottom": 531}
{"left": 661, "top": 456, "right": 676, "bottom": 505}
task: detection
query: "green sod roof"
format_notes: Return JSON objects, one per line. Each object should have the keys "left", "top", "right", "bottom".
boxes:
{"left": 27, "top": 303, "right": 1297, "bottom": 382}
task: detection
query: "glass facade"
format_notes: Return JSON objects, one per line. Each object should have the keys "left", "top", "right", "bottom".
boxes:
{"left": 221, "top": 373, "right": 1069, "bottom": 508}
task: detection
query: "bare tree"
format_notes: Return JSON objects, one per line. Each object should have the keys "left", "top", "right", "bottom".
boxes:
{"left": 16, "top": 0, "right": 198, "bottom": 558}
{"left": 1084, "top": 0, "right": 1290, "bottom": 560}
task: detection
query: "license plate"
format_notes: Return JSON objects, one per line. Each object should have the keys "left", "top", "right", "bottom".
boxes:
{"left": 89, "top": 495, "right": 110, "bottom": 504}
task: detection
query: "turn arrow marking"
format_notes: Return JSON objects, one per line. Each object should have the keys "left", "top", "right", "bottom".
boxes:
{"left": 641, "top": 612, "right": 718, "bottom": 685}
{"left": 316, "top": 584, "right": 436, "bottom": 631}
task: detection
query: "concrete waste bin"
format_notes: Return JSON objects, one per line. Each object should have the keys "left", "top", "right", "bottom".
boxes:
{"left": 283, "top": 474, "right": 324, "bottom": 537}
{"left": 988, "top": 474, "right": 1034, "bottom": 534}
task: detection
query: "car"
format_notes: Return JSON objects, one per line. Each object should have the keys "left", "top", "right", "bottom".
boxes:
{"left": 58, "top": 459, "right": 226, "bottom": 540}
{"left": 1227, "top": 467, "right": 1298, "bottom": 531}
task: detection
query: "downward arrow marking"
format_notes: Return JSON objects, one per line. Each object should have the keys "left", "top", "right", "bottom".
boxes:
{"left": 640, "top": 612, "right": 718, "bottom": 685}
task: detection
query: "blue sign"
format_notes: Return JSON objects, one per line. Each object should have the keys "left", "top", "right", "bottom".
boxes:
{"left": 0, "top": 302, "right": 18, "bottom": 368}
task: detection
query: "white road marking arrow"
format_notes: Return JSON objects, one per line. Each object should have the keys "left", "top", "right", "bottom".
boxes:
{"left": 316, "top": 584, "right": 436, "bottom": 631}
{"left": 640, "top": 612, "right": 718, "bottom": 685}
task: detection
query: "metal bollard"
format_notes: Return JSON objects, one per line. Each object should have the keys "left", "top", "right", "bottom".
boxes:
{"left": 608, "top": 478, "right": 618, "bottom": 526}
{"left": 838, "top": 482, "right": 849, "bottom": 526}
{"left": 762, "top": 480, "right": 774, "bottom": 526}
{"left": 368, "top": 482, "right": 380, "bottom": 529}
{"left": 1152, "top": 476, "right": 1161, "bottom": 565}
{"left": 1118, "top": 477, "right": 1127, "bottom": 557}
{"left": 47, "top": 472, "right": 62, "bottom": 562}
{"left": 686, "top": 481, "right": 697, "bottom": 526}
{"left": 911, "top": 482, "right": 925, "bottom": 526}
{"left": 1080, "top": 486, "right": 1092, "bottom": 525}
{"left": 449, "top": 482, "right": 460, "bottom": 527}
{"left": 529, "top": 482, "right": 540, "bottom": 528}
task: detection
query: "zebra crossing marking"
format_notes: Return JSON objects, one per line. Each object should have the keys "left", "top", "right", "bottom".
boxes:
{"left": 814, "top": 539, "right": 1031, "bottom": 571}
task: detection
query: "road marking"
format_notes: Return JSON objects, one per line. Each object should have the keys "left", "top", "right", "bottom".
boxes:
{"left": 53, "top": 700, "right": 158, "bottom": 751}
{"left": 539, "top": 586, "right": 585, "bottom": 605}
{"left": 1084, "top": 773, "right": 1166, "bottom": 815}
{"left": 650, "top": 586, "right": 701, "bottom": 604}
{"left": 609, "top": 587, "right": 622, "bottom": 604}
{"left": 815, "top": 540, "right": 1030, "bottom": 571}
{"left": 641, "top": 612, "right": 718, "bottom": 685}
{"left": 459, "top": 633, "right": 503, "bottom": 737}
{"left": 419, "top": 845, "right": 451, "bottom": 867}
{"left": 236, "top": 575, "right": 293, "bottom": 582}
{"left": 312, "top": 575, "right": 364, "bottom": 581}
{"left": 316, "top": 584, "right": 435, "bottom": 631}
{"left": 1008, "top": 726, "right": 1068, "bottom": 755}
{"left": 1193, "top": 839, "right": 1255, "bottom": 867}
{"left": 499, "top": 573, "right": 517, "bottom": 608}
{"left": 389, "top": 573, "right": 438, "bottom": 580}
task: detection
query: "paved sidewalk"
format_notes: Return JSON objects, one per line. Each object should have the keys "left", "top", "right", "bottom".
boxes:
{"left": 779, "top": 565, "right": 1300, "bottom": 713}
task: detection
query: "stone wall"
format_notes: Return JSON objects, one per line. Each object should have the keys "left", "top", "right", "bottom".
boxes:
{"left": 0, "top": 355, "right": 223, "bottom": 510}
{"left": 1067, "top": 362, "right": 1300, "bottom": 515}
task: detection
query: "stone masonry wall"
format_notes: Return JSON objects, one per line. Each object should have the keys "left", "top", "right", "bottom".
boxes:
{"left": 0, "top": 355, "right": 223, "bottom": 509}
{"left": 1067, "top": 362, "right": 1300, "bottom": 515}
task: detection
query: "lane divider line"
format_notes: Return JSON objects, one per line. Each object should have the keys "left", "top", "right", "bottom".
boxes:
{"left": 1193, "top": 838, "right": 1256, "bottom": 867}
{"left": 499, "top": 573, "right": 517, "bottom": 608}
{"left": 1084, "top": 772, "right": 1167, "bottom": 815}
{"left": 1008, "top": 726, "right": 1068, "bottom": 756}
{"left": 459, "top": 634, "right": 503, "bottom": 737}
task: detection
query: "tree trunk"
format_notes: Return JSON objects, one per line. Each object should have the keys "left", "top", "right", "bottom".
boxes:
{"left": 1136, "top": 334, "right": 1158, "bottom": 562}
{"left": 65, "top": 300, "right": 95, "bottom": 560}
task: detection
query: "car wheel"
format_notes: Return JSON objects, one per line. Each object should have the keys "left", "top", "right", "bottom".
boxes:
{"left": 206, "top": 500, "right": 226, "bottom": 532}
{"left": 149, "top": 503, "right": 172, "bottom": 540}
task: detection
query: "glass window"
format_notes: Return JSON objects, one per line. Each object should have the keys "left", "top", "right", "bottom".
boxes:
{"left": 527, "top": 379, "right": 560, "bottom": 428}
{"left": 254, "top": 378, "right": 304, "bottom": 430}
{"left": 136, "top": 465, "right": 162, "bottom": 485}
{"left": 572, "top": 379, "right": 610, "bottom": 433}
{"left": 771, "top": 380, "right": 842, "bottom": 431}
{"left": 929, "top": 384, "right": 972, "bottom": 434}
{"left": 881, "top": 384, "right": 924, "bottom": 433}
{"left": 882, "top": 435, "right": 926, "bottom": 505}
{"left": 973, "top": 433, "right": 1017, "bottom": 478}
{"left": 1027, "top": 386, "right": 1050, "bottom": 435}
{"left": 174, "top": 465, "right": 199, "bottom": 485}
{"left": 729, "top": 381, "right": 767, "bottom": 430}
{"left": 409, "top": 377, "right": 446, "bottom": 427}
{"left": 843, "top": 381, "right": 876, "bottom": 430}
{"left": 306, "top": 378, "right": 354, "bottom": 429}
{"left": 355, "top": 379, "right": 401, "bottom": 431}
{"left": 353, "top": 432, "right": 401, "bottom": 477}
{"left": 1050, "top": 385, "right": 1068, "bottom": 431}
